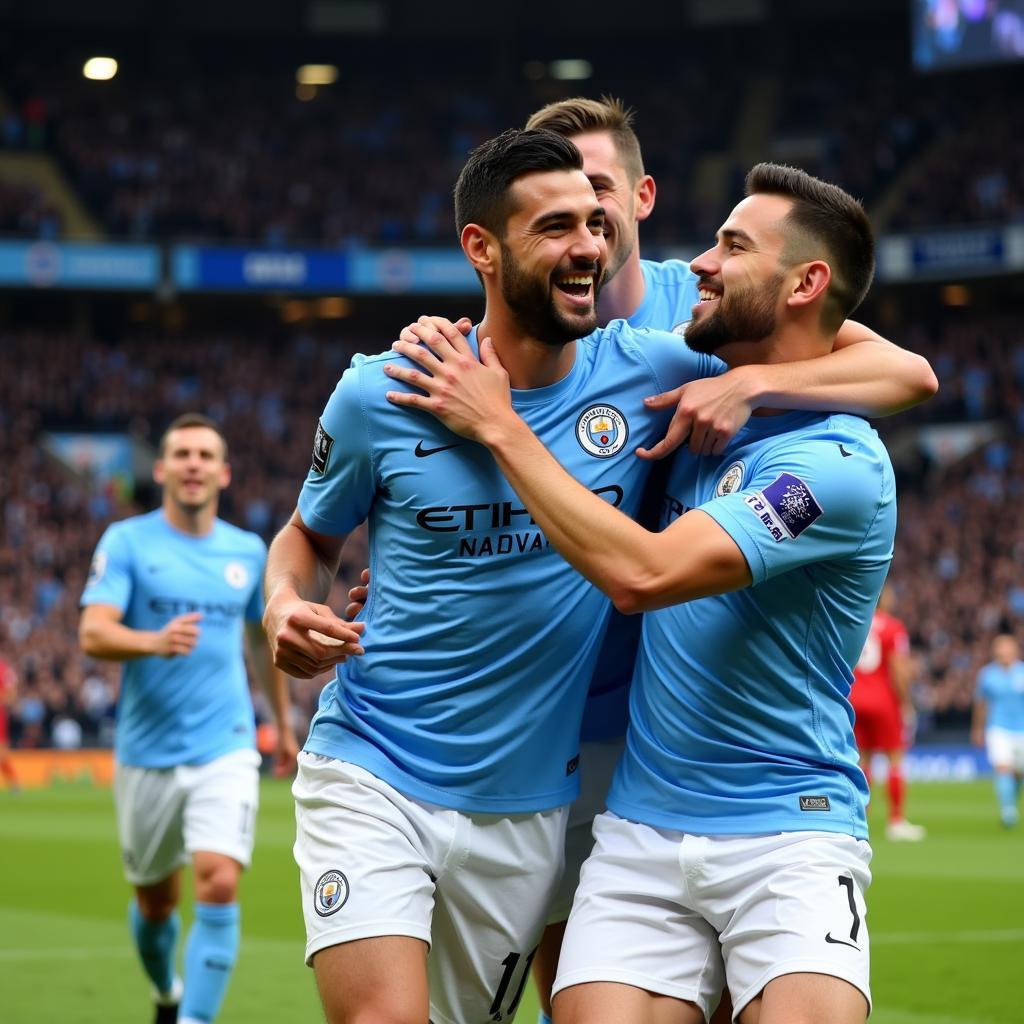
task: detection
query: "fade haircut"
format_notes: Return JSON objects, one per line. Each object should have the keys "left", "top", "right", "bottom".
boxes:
{"left": 526, "top": 95, "right": 644, "bottom": 183}
{"left": 745, "top": 162, "right": 875, "bottom": 330}
{"left": 159, "top": 412, "right": 229, "bottom": 460}
{"left": 454, "top": 128, "right": 584, "bottom": 239}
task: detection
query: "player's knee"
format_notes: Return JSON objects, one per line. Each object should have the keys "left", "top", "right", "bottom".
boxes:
{"left": 193, "top": 862, "right": 240, "bottom": 904}
{"left": 136, "top": 892, "right": 178, "bottom": 921}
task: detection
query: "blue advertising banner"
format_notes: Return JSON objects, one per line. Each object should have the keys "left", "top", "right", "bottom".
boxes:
{"left": 0, "top": 241, "right": 160, "bottom": 289}
{"left": 172, "top": 244, "right": 479, "bottom": 293}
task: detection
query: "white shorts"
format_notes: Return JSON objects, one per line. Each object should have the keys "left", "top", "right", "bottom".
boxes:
{"left": 986, "top": 727, "right": 1024, "bottom": 772}
{"left": 293, "top": 752, "right": 568, "bottom": 1024}
{"left": 554, "top": 813, "right": 872, "bottom": 1021}
{"left": 114, "top": 748, "right": 261, "bottom": 886}
{"left": 546, "top": 736, "right": 624, "bottom": 924}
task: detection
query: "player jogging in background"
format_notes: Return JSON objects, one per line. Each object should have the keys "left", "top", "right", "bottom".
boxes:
{"left": 850, "top": 586, "right": 926, "bottom": 841}
{"left": 0, "top": 656, "right": 20, "bottom": 792}
{"left": 79, "top": 413, "right": 298, "bottom": 1024}
{"left": 972, "top": 633, "right": 1024, "bottom": 828}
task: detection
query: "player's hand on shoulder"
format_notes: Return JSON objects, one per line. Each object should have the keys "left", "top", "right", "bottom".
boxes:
{"left": 639, "top": 371, "right": 755, "bottom": 460}
{"left": 345, "top": 568, "right": 370, "bottom": 620}
{"left": 154, "top": 612, "right": 203, "bottom": 657}
{"left": 263, "top": 592, "right": 365, "bottom": 680}
{"left": 398, "top": 315, "right": 472, "bottom": 347}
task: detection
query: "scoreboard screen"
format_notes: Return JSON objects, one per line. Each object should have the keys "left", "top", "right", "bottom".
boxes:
{"left": 913, "top": 0, "right": 1024, "bottom": 70}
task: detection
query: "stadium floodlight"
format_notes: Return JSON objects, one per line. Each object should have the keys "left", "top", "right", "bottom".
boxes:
{"left": 83, "top": 57, "right": 118, "bottom": 81}
{"left": 296, "top": 64, "right": 339, "bottom": 86}
{"left": 550, "top": 59, "right": 592, "bottom": 81}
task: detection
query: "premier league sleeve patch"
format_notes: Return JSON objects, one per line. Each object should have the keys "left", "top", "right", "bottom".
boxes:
{"left": 743, "top": 472, "right": 823, "bottom": 542}
{"left": 311, "top": 419, "right": 334, "bottom": 475}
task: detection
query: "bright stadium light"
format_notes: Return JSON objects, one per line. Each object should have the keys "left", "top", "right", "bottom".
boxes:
{"left": 83, "top": 57, "right": 118, "bottom": 81}
{"left": 296, "top": 64, "right": 339, "bottom": 86}
{"left": 550, "top": 59, "right": 592, "bottom": 81}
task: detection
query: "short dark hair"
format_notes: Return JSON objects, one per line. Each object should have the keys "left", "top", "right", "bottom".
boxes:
{"left": 526, "top": 95, "right": 644, "bottom": 183}
{"left": 745, "top": 162, "right": 875, "bottom": 329}
{"left": 454, "top": 128, "right": 584, "bottom": 238}
{"left": 159, "top": 413, "right": 229, "bottom": 460}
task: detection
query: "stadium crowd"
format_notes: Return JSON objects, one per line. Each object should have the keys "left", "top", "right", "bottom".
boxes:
{"left": 0, "top": 308, "right": 1019, "bottom": 750}
{"left": 0, "top": 44, "right": 1018, "bottom": 247}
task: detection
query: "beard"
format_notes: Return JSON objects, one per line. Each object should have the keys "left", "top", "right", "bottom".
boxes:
{"left": 684, "top": 272, "right": 783, "bottom": 355}
{"left": 500, "top": 243, "right": 601, "bottom": 346}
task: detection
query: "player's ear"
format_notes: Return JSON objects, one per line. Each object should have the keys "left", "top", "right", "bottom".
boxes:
{"left": 635, "top": 174, "right": 656, "bottom": 222}
{"left": 786, "top": 259, "right": 831, "bottom": 310}
{"left": 152, "top": 458, "right": 166, "bottom": 486}
{"left": 219, "top": 461, "right": 232, "bottom": 489}
{"left": 461, "top": 223, "right": 498, "bottom": 279}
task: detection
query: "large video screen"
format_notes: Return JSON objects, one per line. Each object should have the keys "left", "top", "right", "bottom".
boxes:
{"left": 913, "top": 0, "right": 1024, "bottom": 69}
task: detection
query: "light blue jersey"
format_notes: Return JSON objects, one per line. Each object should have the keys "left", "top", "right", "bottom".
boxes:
{"left": 978, "top": 661, "right": 1024, "bottom": 732}
{"left": 581, "top": 257, "right": 701, "bottom": 741}
{"left": 609, "top": 411, "right": 896, "bottom": 839}
{"left": 632, "top": 258, "right": 700, "bottom": 334}
{"left": 81, "top": 510, "right": 267, "bottom": 767}
{"left": 298, "top": 323, "right": 721, "bottom": 814}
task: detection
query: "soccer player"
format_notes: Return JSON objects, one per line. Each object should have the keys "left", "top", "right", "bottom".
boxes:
{"left": 385, "top": 162, "right": 908, "bottom": 1024}
{"left": 851, "top": 586, "right": 926, "bottom": 840}
{"left": 521, "top": 95, "right": 937, "bottom": 1021}
{"left": 79, "top": 413, "right": 298, "bottom": 1024}
{"left": 264, "top": 130, "right": 929, "bottom": 1024}
{"left": 0, "top": 656, "right": 19, "bottom": 792}
{"left": 972, "top": 633, "right": 1024, "bottom": 828}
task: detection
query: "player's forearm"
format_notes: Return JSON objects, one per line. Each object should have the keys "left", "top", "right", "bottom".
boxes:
{"left": 741, "top": 340, "right": 938, "bottom": 419}
{"left": 79, "top": 619, "right": 160, "bottom": 660}
{"left": 264, "top": 520, "right": 338, "bottom": 606}
{"left": 481, "top": 413, "right": 677, "bottom": 610}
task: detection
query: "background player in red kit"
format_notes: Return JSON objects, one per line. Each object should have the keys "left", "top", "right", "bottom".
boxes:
{"left": 0, "top": 657, "right": 20, "bottom": 792}
{"left": 850, "top": 587, "right": 925, "bottom": 840}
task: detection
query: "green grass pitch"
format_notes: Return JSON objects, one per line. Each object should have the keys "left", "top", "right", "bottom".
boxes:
{"left": 1, "top": 779, "right": 1021, "bottom": 1023}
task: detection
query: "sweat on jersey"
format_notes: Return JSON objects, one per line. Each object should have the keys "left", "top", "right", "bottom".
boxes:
{"left": 978, "top": 661, "right": 1024, "bottom": 733}
{"left": 581, "top": 258, "right": 702, "bottom": 742}
{"left": 80, "top": 510, "right": 267, "bottom": 767}
{"left": 297, "top": 322, "right": 721, "bottom": 814}
{"left": 608, "top": 411, "right": 896, "bottom": 840}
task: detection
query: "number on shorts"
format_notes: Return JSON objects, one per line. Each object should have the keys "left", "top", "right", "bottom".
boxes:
{"left": 239, "top": 801, "right": 255, "bottom": 840}
{"left": 489, "top": 946, "right": 538, "bottom": 1019}
{"left": 837, "top": 874, "right": 861, "bottom": 943}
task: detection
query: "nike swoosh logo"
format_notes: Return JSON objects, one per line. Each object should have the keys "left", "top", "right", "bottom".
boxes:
{"left": 838, "top": 444, "right": 853, "bottom": 458}
{"left": 415, "top": 441, "right": 462, "bottom": 458}
{"left": 825, "top": 933, "right": 860, "bottom": 949}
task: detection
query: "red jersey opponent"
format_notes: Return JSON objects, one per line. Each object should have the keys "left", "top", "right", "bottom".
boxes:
{"left": 851, "top": 588, "right": 924, "bottom": 840}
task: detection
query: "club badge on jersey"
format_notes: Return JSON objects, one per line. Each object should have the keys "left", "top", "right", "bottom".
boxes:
{"left": 576, "top": 404, "right": 629, "bottom": 458}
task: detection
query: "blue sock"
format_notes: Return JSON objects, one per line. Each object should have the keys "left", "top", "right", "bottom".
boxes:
{"left": 181, "top": 902, "right": 240, "bottom": 1023}
{"left": 995, "top": 773, "right": 1018, "bottom": 820}
{"left": 129, "top": 900, "right": 180, "bottom": 996}
{"left": 539, "top": 1013, "right": 553, "bottom": 1024}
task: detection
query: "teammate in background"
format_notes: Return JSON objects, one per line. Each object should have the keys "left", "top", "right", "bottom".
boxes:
{"left": 972, "top": 634, "right": 1024, "bottom": 828}
{"left": 0, "top": 656, "right": 20, "bottom": 792}
{"left": 520, "top": 95, "right": 938, "bottom": 1022}
{"left": 386, "top": 162, "right": 910, "bottom": 1024}
{"left": 79, "top": 413, "right": 298, "bottom": 1024}
{"left": 851, "top": 587, "right": 926, "bottom": 841}
{"left": 264, "top": 130, "right": 932, "bottom": 1024}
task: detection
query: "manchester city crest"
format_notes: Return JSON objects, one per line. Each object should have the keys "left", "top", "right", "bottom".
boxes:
{"left": 314, "top": 869, "right": 350, "bottom": 917}
{"left": 715, "top": 461, "right": 745, "bottom": 497}
{"left": 576, "top": 404, "right": 629, "bottom": 458}
{"left": 223, "top": 561, "right": 249, "bottom": 589}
